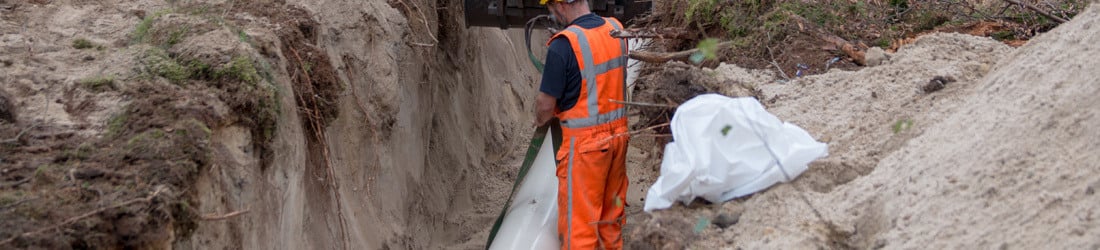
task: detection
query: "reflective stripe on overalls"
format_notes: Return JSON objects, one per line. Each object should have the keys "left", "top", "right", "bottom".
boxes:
{"left": 548, "top": 17, "right": 629, "bottom": 250}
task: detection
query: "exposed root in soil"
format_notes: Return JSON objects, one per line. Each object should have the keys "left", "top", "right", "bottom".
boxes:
{"left": 235, "top": 2, "right": 348, "bottom": 248}
{"left": 0, "top": 187, "right": 166, "bottom": 247}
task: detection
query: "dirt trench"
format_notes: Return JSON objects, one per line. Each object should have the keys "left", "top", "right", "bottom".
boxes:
{"left": 178, "top": 0, "right": 542, "bottom": 249}
{"left": 0, "top": 0, "right": 541, "bottom": 249}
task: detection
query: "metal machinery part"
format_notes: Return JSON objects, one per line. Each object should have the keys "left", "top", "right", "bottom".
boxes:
{"left": 465, "top": 0, "right": 651, "bottom": 29}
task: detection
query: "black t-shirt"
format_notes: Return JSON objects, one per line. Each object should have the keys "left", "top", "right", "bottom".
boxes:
{"left": 539, "top": 13, "right": 605, "bottom": 112}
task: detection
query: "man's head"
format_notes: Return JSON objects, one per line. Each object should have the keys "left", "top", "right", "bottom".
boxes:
{"left": 541, "top": 0, "right": 590, "bottom": 26}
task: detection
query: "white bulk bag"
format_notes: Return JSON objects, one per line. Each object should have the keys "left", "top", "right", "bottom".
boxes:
{"left": 644, "top": 94, "right": 828, "bottom": 212}
{"left": 489, "top": 128, "right": 560, "bottom": 250}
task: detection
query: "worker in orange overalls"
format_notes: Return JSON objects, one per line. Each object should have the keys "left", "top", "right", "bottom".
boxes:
{"left": 533, "top": 0, "right": 630, "bottom": 248}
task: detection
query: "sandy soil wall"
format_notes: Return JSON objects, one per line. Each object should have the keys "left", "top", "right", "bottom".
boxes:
{"left": 178, "top": 0, "right": 540, "bottom": 249}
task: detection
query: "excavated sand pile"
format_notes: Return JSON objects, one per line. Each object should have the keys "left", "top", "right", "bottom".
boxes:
{"left": 658, "top": 4, "right": 1100, "bottom": 249}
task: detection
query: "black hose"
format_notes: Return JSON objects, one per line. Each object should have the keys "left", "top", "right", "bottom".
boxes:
{"left": 524, "top": 15, "right": 561, "bottom": 73}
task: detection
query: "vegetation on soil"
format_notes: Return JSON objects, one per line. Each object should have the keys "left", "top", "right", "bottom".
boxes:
{"left": 0, "top": 2, "right": 295, "bottom": 247}
{"left": 78, "top": 76, "right": 116, "bottom": 92}
{"left": 71, "top": 38, "right": 104, "bottom": 50}
{"left": 642, "top": 0, "right": 1086, "bottom": 70}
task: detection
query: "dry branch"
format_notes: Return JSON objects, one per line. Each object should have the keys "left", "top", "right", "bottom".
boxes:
{"left": 611, "top": 28, "right": 692, "bottom": 39}
{"left": 395, "top": 0, "right": 439, "bottom": 45}
{"left": 288, "top": 47, "right": 352, "bottom": 250}
{"left": 628, "top": 41, "right": 735, "bottom": 64}
{"left": 0, "top": 178, "right": 30, "bottom": 189}
{"left": 610, "top": 99, "right": 678, "bottom": 109}
{"left": 1002, "top": 0, "right": 1068, "bottom": 23}
{"left": 766, "top": 46, "right": 791, "bottom": 80}
{"left": 787, "top": 13, "right": 867, "bottom": 65}
{"left": 1, "top": 122, "right": 40, "bottom": 145}
{"left": 600, "top": 122, "right": 671, "bottom": 144}
{"left": 0, "top": 188, "right": 165, "bottom": 246}
{"left": 201, "top": 208, "right": 250, "bottom": 221}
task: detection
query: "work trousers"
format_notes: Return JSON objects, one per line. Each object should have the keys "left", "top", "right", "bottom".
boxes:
{"left": 555, "top": 119, "right": 629, "bottom": 250}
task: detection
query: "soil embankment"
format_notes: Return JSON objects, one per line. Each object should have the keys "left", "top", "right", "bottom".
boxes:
{"left": 1, "top": 0, "right": 538, "bottom": 248}
{"left": 630, "top": 3, "right": 1100, "bottom": 249}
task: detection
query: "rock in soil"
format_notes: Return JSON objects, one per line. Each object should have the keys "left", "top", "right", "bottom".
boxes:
{"left": 0, "top": 88, "right": 14, "bottom": 123}
{"left": 72, "top": 168, "right": 106, "bottom": 180}
{"left": 712, "top": 212, "right": 741, "bottom": 229}
{"left": 865, "top": 47, "right": 888, "bottom": 66}
{"left": 923, "top": 75, "right": 957, "bottom": 93}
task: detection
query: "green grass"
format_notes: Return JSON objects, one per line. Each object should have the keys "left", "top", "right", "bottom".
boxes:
{"left": 914, "top": 11, "right": 950, "bottom": 32}
{"left": 237, "top": 29, "right": 249, "bottom": 43}
{"left": 888, "top": 0, "right": 909, "bottom": 12}
{"left": 780, "top": 2, "right": 841, "bottom": 27}
{"left": 214, "top": 56, "right": 261, "bottom": 84}
{"left": 142, "top": 44, "right": 263, "bottom": 85}
{"left": 143, "top": 48, "right": 191, "bottom": 83}
{"left": 0, "top": 192, "right": 20, "bottom": 207}
{"left": 126, "top": 129, "right": 166, "bottom": 148}
{"left": 167, "top": 26, "right": 191, "bottom": 46}
{"left": 992, "top": 30, "right": 1015, "bottom": 41}
{"left": 106, "top": 112, "right": 129, "bottom": 138}
{"left": 59, "top": 143, "right": 95, "bottom": 162}
{"left": 132, "top": 10, "right": 170, "bottom": 44}
{"left": 874, "top": 37, "right": 892, "bottom": 49}
{"left": 33, "top": 164, "right": 60, "bottom": 185}
{"left": 847, "top": 1, "right": 868, "bottom": 17}
{"left": 78, "top": 75, "right": 116, "bottom": 92}
{"left": 685, "top": 0, "right": 720, "bottom": 24}
{"left": 133, "top": 16, "right": 156, "bottom": 44}
{"left": 72, "top": 38, "right": 103, "bottom": 50}
{"left": 892, "top": 119, "right": 913, "bottom": 134}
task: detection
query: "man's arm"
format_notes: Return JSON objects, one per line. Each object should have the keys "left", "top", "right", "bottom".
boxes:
{"left": 534, "top": 37, "right": 574, "bottom": 127}
{"left": 534, "top": 92, "right": 556, "bottom": 127}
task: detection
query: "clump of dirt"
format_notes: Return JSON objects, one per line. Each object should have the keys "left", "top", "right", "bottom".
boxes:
{"left": 0, "top": 82, "right": 220, "bottom": 247}
{"left": 0, "top": 88, "right": 12, "bottom": 123}
{"left": 226, "top": 3, "right": 344, "bottom": 185}
{"left": 233, "top": 1, "right": 342, "bottom": 137}
{"left": 630, "top": 63, "right": 712, "bottom": 132}
{"left": 626, "top": 212, "right": 698, "bottom": 250}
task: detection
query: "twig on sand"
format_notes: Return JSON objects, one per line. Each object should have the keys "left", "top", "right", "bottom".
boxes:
{"left": 0, "top": 178, "right": 31, "bottom": 189}
{"left": 600, "top": 122, "right": 671, "bottom": 144}
{"left": 610, "top": 99, "right": 678, "bottom": 109}
{"left": 786, "top": 14, "right": 867, "bottom": 65}
{"left": 288, "top": 47, "right": 351, "bottom": 250}
{"left": 201, "top": 208, "right": 250, "bottom": 221}
{"left": 1002, "top": 0, "right": 1068, "bottom": 23}
{"left": 0, "top": 187, "right": 166, "bottom": 246}
{"left": 628, "top": 41, "right": 735, "bottom": 64}
{"left": 1, "top": 122, "right": 40, "bottom": 145}
{"left": 767, "top": 46, "right": 791, "bottom": 81}
{"left": 0, "top": 198, "right": 31, "bottom": 211}
{"left": 610, "top": 28, "right": 691, "bottom": 39}
{"left": 395, "top": 0, "right": 439, "bottom": 45}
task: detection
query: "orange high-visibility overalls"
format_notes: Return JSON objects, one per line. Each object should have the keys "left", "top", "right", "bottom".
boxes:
{"left": 549, "top": 17, "right": 629, "bottom": 250}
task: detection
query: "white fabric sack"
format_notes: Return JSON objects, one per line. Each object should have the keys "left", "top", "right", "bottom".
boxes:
{"left": 489, "top": 129, "right": 559, "bottom": 250}
{"left": 643, "top": 94, "right": 828, "bottom": 212}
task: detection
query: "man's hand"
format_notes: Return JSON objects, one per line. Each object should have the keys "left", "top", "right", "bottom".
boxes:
{"left": 534, "top": 92, "right": 557, "bottom": 127}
